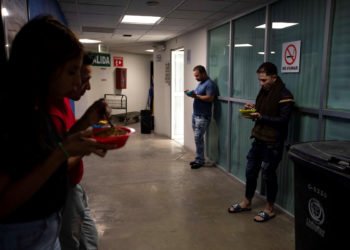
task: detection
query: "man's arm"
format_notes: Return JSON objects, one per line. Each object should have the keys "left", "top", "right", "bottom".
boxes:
{"left": 192, "top": 93, "right": 215, "bottom": 102}
{"left": 69, "top": 99, "right": 109, "bottom": 134}
{"left": 192, "top": 81, "right": 217, "bottom": 102}
{"left": 251, "top": 91, "right": 294, "bottom": 126}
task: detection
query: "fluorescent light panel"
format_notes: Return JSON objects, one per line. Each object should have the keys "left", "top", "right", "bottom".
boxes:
{"left": 145, "top": 49, "right": 154, "bottom": 52}
{"left": 234, "top": 44, "right": 253, "bottom": 47}
{"left": 2, "top": 7, "right": 9, "bottom": 17}
{"left": 122, "top": 15, "right": 161, "bottom": 25}
{"left": 255, "top": 22, "right": 298, "bottom": 29}
{"left": 79, "top": 39, "right": 101, "bottom": 44}
{"left": 258, "top": 51, "right": 276, "bottom": 55}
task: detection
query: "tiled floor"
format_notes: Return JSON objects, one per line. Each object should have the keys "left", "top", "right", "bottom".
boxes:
{"left": 82, "top": 123, "right": 295, "bottom": 250}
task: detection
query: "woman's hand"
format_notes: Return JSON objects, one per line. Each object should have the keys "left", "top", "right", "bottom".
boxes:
{"left": 61, "top": 128, "right": 113, "bottom": 157}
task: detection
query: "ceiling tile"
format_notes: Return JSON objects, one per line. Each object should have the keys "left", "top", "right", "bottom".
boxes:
{"left": 160, "top": 17, "right": 199, "bottom": 26}
{"left": 77, "top": 0, "right": 127, "bottom": 5}
{"left": 81, "top": 26, "right": 115, "bottom": 33}
{"left": 57, "top": 0, "right": 269, "bottom": 54}
{"left": 168, "top": 10, "right": 214, "bottom": 19}
{"left": 178, "top": 0, "right": 234, "bottom": 11}
{"left": 77, "top": 4, "right": 124, "bottom": 15}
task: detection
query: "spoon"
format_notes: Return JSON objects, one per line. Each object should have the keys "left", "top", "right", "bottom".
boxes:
{"left": 106, "top": 117, "right": 115, "bottom": 132}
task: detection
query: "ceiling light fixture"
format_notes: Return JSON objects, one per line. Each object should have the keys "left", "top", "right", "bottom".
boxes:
{"left": 234, "top": 44, "right": 253, "bottom": 47}
{"left": 258, "top": 51, "right": 276, "bottom": 55}
{"left": 146, "top": 1, "right": 159, "bottom": 6}
{"left": 79, "top": 39, "right": 101, "bottom": 44}
{"left": 255, "top": 22, "right": 299, "bottom": 29}
{"left": 146, "top": 49, "right": 154, "bottom": 52}
{"left": 121, "top": 15, "right": 162, "bottom": 25}
{"left": 2, "top": 7, "right": 9, "bottom": 17}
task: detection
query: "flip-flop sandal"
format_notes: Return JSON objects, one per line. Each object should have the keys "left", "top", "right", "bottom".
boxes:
{"left": 228, "top": 203, "right": 252, "bottom": 213}
{"left": 254, "top": 211, "right": 276, "bottom": 222}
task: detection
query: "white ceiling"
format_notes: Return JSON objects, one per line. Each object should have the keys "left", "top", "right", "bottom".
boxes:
{"left": 58, "top": 0, "right": 271, "bottom": 54}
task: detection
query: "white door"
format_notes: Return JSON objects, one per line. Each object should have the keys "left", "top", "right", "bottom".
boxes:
{"left": 171, "top": 49, "right": 184, "bottom": 144}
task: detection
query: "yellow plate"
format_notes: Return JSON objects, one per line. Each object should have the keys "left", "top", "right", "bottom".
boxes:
{"left": 239, "top": 109, "right": 256, "bottom": 114}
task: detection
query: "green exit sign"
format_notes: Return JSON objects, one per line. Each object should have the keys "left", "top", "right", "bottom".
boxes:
{"left": 89, "top": 52, "right": 111, "bottom": 67}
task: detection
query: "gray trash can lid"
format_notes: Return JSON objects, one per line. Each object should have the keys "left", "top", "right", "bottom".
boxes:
{"left": 288, "top": 140, "right": 350, "bottom": 173}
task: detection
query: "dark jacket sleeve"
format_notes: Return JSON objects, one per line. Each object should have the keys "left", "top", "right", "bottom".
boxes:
{"left": 258, "top": 88, "right": 294, "bottom": 127}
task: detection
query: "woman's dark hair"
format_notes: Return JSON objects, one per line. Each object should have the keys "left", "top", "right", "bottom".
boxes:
{"left": 8, "top": 15, "right": 83, "bottom": 106}
{"left": 256, "top": 62, "right": 278, "bottom": 76}
{"left": 83, "top": 52, "right": 94, "bottom": 66}
{"left": 2, "top": 15, "right": 83, "bottom": 148}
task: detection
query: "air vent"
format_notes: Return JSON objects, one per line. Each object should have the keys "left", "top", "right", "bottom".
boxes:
{"left": 82, "top": 26, "right": 115, "bottom": 33}
{"left": 146, "top": 1, "right": 159, "bottom": 6}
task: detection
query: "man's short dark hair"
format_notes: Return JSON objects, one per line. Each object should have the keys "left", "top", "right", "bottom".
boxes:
{"left": 193, "top": 65, "right": 207, "bottom": 75}
{"left": 256, "top": 62, "right": 278, "bottom": 76}
{"left": 83, "top": 53, "right": 93, "bottom": 65}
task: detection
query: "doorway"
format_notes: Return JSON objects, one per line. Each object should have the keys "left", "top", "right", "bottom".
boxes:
{"left": 171, "top": 48, "right": 184, "bottom": 145}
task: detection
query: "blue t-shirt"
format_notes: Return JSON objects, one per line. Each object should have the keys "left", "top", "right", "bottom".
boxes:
{"left": 193, "top": 78, "right": 217, "bottom": 117}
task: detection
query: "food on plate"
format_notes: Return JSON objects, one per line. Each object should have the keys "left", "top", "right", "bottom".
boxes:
{"left": 239, "top": 108, "right": 256, "bottom": 114}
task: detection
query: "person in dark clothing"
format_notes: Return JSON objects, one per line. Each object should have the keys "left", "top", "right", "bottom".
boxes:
{"left": 228, "top": 62, "right": 294, "bottom": 222}
{"left": 0, "top": 15, "right": 112, "bottom": 249}
{"left": 51, "top": 53, "right": 107, "bottom": 250}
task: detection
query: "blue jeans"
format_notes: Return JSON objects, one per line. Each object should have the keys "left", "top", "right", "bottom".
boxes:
{"left": 0, "top": 212, "right": 61, "bottom": 250}
{"left": 60, "top": 184, "right": 98, "bottom": 250}
{"left": 192, "top": 115, "right": 210, "bottom": 164}
{"left": 245, "top": 140, "right": 284, "bottom": 203}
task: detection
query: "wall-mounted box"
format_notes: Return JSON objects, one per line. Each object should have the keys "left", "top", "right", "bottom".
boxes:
{"left": 116, "top": 68, "right": 127, "bottom": 89}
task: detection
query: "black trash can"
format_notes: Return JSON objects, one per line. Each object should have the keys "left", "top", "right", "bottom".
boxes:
{"left": 140, "top": 109, "right": 153, "bottom": 134}
{"left": 288, "top": 141, "right": 350, "bottom": 250}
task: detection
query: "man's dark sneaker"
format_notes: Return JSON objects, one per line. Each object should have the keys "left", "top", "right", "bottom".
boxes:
{"left": 190, "top": 161, "right": 197, "bottom": 165}
{"left": 191, "top": 163, "right": 203, "bottom": 169}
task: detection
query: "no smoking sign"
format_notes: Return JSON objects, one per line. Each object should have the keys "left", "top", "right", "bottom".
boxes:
{"left": 281, "top": 40, "right": 301, "bottom": 73}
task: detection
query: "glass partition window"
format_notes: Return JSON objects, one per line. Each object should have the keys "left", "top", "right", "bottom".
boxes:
{"left": 288, "top": 113, "right": 319, "bottom": 143}
{"left": 232, "top": 8, "right": 265, "bottom": 99}
{"left": 208, "top": 23, "right": 230, "bottom": 97}
{"left": 327, "top": 0, "right": 350, "bottom": 111}
{"left": 207, "top": 101, "right": 229, "bottom": 170}
{"left": 230, "top": 103, "right": 254, "bottom": 180}
{"left": 269, "top": 0, "right": 326, "bottom": 108}
{"left": 325, "top": 118, "right": 350, "bottom": 140}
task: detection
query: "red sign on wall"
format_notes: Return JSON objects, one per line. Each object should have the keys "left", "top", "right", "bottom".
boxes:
{"left": 113, "top": 56, "right": 123, "bottom": 67}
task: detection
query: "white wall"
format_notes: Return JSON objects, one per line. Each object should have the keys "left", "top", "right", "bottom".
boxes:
{"left": 153, "top": 28, "right": 207, "bottom": 153}
{"left": 75, "top": 29, "right": 208, "bottom": 155}
{"left": 75, "top": 52, "right": 152, "bottom": 119}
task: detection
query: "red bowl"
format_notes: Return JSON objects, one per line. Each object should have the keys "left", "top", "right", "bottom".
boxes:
{"left": 92, "top": 126, "right": 135, "bottom": 149}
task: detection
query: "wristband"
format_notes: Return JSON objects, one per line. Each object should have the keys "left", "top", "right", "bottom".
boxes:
{"left": 58, "top": 142, "right": 70, "bottom": 159}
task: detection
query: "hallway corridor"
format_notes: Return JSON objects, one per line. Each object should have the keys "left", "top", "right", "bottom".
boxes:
{"left": 82, "top": 123, "right": 295, "bottom": 250}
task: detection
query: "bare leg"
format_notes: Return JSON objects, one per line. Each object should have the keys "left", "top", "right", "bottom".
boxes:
{"left": 254, "top": 201, "right": 276, "bottom": 222}
{"left": 239, "top": 197, "right": 252, "bottom": 209}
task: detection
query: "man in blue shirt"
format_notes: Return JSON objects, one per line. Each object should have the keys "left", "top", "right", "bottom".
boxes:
{"left": 185, "top": 65, "right": 217, "bottom": 169}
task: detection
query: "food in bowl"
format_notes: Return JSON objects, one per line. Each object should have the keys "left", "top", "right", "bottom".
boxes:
{"left": 93, "top": 126, "right": 134, "bottom": 149}
{"left": 93, "top": 127, "right": 128, "bottom": 137}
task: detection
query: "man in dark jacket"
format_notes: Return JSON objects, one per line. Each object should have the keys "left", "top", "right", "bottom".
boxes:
{"left": 228, "top": 62, "right": 294, "bottom": 222}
